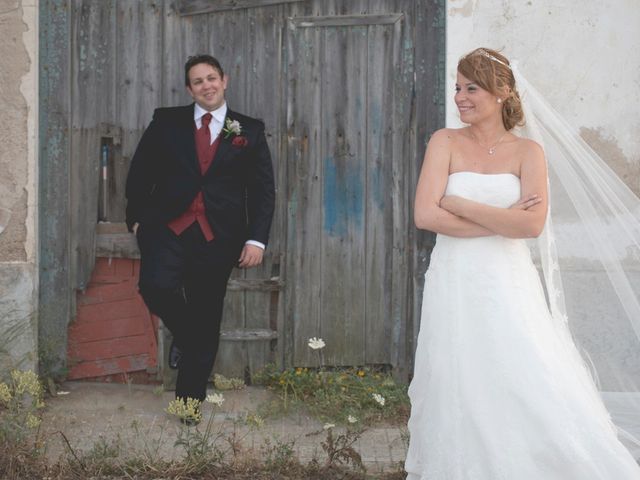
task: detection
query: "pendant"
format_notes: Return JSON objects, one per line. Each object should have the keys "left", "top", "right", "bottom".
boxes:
{"left": 488, "top": 147, "right": 496, "bottom": 155}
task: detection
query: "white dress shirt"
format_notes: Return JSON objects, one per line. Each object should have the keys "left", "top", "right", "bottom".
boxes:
{"left": 193, "top": 102, "right": 265, "bottom": 251}
{"left": 194, "top": 102, "right": 226, "bottom": 143}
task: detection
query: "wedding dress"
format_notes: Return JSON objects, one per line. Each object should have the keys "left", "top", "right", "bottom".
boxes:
{"left": 404, "top": 171, "right": 640, "bottom": 479}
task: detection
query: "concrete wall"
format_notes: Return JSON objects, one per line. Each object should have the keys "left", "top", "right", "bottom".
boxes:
{"left": 446, "top": 0, "right": 640, "bottom": 389}
{"left": 0, "top": 0, "right": 38, "bottom": 372}
{"left": 446, "top": 1, "right": 639, "bottom": 188}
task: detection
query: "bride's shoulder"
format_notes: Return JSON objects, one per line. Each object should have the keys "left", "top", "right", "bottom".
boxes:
{"left": 510, "top": 134, "right": 545, "bottom": 173}
{"left": 428, "top": 127, "right": 465, "bottom": 144}
{"left": 510, "top": 134, "right": 544, "bottom": 158}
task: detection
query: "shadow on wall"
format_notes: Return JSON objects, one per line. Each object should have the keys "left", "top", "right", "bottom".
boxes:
{"left": 0, "top": 318, "right": 33, "bottom": 377}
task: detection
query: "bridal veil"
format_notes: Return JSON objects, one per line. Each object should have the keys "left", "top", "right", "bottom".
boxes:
{"left": 512, "top": 62, "right": 640, "bottom": 453}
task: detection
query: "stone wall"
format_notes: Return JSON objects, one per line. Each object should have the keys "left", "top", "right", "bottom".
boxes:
{"left": 0, "top": 0, "right": 38, "bottom": 372}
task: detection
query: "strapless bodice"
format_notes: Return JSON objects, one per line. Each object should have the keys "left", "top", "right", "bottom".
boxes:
{"left": 446, "top": 171, "right": 521, "bottom": 208}
{"left": 432, "top": 171, "right": 528, "bottom": 261}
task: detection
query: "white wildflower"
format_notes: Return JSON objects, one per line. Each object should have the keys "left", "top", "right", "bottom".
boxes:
{"left": 323, "top": 423, "right": 336, "bottom": 430}
{"left": 347, "top": 415, "right": 358, "bottom": 424}
{"left": 308, "top": 337, "right": 326, "bottom": 350}
{"left": 205, "top": 392, "right": 225, "bottom": 406}
{"left": 372, "top": 393, "right": 386, "bottom": 406}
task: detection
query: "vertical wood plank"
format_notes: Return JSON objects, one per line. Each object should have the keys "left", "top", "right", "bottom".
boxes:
{"left": 389, "top": 0, "right": 415, "bottom": 381}
{"left": 404, "top": 0, "right": 445, "bottom": 381}
{"left": 285, "top": 22, "right": 324, "bottom": 366}
{"left": 364, "top": 21, "right": 395, "bottom": 365}
{"left": 70, "top": 0, "right": 116, "bottom": 290}
{"left": 206, "top": 8, "right": 246, "bottom": 110}
{"left": 113, "top": 0, "right": 164, "bottom": 223}
{"left": 115, "top": 0, "right": 164, "bottom": 130}
{"left": 319, "top": 24, "right": 367, "bottom": 366}
{"left": 39, "top": 0, "right": 72, "bottom": 374}
{"left": 162, "top": 1, "right": 190, "bottom": 107}
{"left": 242, "top": 4, "right": 284, "bottom": 377}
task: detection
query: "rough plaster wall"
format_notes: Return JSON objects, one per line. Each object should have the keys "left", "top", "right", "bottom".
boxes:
{"left": 446, "top": 0, "right": 640, "bottom": 389}
{"left": 0, "top": 264, "right": 37, "bottom": 370}
{"left": 0, "top": 0, "right": 30, "bottom": 260}
{"left": 446, "top": 0, "right": 640, "bottom": 192}
{"left": 0, "top": 0, "right": 38, "bottom": 372}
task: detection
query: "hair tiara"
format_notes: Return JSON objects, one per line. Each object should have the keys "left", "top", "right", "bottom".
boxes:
{"left": 473, "top": 48, "right": 511, "bottom": 70}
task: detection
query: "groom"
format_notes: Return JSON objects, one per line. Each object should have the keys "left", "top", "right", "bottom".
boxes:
{"left": 125, "top": 54, "right": 275, "bottom": 408}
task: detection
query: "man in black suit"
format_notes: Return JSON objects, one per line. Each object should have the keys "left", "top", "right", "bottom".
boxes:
{"left": 125, "top": 55, "right": 275, "bottom": 413}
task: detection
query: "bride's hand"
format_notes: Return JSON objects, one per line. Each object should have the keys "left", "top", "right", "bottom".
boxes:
{"left": 510, "top": 195, "right": 541, "bottom": 210}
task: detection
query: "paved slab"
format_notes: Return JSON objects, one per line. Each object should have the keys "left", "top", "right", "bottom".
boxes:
{"left": 40, "top": 382, "right": 408, "bottom": 474}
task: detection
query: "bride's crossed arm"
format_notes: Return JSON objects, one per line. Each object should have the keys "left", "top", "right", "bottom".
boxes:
{"left": 415, "top": 129, "right": 495, "bottom": 237}
{"left": 444, "top": 138, "right": 547, "bottom": 239}
{"left": 414, "top": 129, "right": 548, "bottom": 239}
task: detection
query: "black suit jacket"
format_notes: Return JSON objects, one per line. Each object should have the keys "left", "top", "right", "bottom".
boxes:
{"left": 125, "top": 104, "right": 275, "bottom": 247}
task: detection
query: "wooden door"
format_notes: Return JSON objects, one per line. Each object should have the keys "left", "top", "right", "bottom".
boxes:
{"left": 284, "top": 11, "right": 412, "bottom": 368}
{"left": 55, "top": 0, "right": 443, "bottom": 382}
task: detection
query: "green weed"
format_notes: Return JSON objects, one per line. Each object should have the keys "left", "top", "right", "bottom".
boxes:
{"left": 255, "top": 364, "right": 410, "bottom": 425}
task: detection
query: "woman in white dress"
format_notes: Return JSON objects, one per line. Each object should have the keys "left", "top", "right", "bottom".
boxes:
{"left": 404, "top": 48, "right": 640, "bottom": 479}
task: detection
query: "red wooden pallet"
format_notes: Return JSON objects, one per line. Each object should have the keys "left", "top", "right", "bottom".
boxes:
{"left": 67, "top": 258, "right": 159, "bottom": 381}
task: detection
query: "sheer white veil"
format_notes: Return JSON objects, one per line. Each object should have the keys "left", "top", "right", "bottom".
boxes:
{"left": 511, "top": 62, "right": 640, "bottom": 453}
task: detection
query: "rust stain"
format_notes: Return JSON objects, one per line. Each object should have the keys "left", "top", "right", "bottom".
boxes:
{"left": 580, "top": 127, "right": 640, "bottom": 196}
{"left": 449, "top": 0, "right": 473, "bottom": 17}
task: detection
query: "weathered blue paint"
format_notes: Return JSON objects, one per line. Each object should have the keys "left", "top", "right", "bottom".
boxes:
{"left": 323, "top": 155, "right": 363, "bottom": 237}
{"left": 39, "top": 0, "right": 71, "bottom": 376}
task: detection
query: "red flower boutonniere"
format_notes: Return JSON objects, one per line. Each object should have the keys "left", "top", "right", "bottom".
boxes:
{"left": 232, "top": 136, "right": 249, "bottom": 147}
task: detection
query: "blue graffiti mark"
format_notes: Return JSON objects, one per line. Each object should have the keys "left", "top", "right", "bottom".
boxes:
{"left": 323, "top": 155, "right": 363, "bottom": 237}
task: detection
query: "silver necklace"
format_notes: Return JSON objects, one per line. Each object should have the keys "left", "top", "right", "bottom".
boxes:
{"left": 470, "top": 131, "right": 508, "bottom": 155}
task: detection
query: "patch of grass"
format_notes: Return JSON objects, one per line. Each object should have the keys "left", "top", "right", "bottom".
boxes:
{"left": 261, "top": 436, "right": 297, "bottom": 473}
{"left": 15, "top": 452, "right": 406, "bottom": 479}
{"left": 254, "top": 364, "right": 410, "bottom": 426}
{"left": 152, "top": 385, "right": 164, "bottom": 397}
{"left": 321, "top": 425, "right": 365, "bottom": 471}
{"left": 0, "top": 369, "right": 47, "bottom": 479}
{"left": 214, "top": 373, "right": 245, "bottom": 391}
{"left": 0, "top": 368, "right": 409, "bottom": 479}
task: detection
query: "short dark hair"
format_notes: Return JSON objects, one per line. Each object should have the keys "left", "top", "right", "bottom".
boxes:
{"left": 184, "top": 55, "right": 224, "bottom": 86}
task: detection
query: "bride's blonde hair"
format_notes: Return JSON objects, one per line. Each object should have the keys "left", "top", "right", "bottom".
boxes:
{"left": 458, "top": 48, "right": 525, "bottom": 131}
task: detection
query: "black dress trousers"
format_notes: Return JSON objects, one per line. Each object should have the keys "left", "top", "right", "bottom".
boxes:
{"left": 136, "top": 221, "right": 242, "bottom": 401}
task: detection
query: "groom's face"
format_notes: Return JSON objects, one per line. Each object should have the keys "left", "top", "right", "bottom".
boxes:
{"left": 186, "top": 63, "right": 228, "bottom": 111}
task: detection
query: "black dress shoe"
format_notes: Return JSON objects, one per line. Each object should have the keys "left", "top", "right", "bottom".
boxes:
{"left": 169, "top": 340, "right": 182, "bottom": 370}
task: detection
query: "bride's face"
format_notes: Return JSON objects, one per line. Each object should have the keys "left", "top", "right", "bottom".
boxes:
{"left": 455, "top": 72, "right": 502, "bottom": 125}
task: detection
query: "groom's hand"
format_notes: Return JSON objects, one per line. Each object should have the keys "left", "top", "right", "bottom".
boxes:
{"left": 238, "top": 244, "right": 264, "bottom": 268}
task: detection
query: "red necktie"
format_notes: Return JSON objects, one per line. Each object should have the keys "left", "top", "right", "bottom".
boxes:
{"left": 200, "top": 113, "right": 212, "bottom": 141}
{"left": 196, "top": 113, "right": 212, "bottom": 174}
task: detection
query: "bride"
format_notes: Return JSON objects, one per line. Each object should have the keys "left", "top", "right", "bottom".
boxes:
{"left": 405, "top": 48, "right": 640, "bottom": 479}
